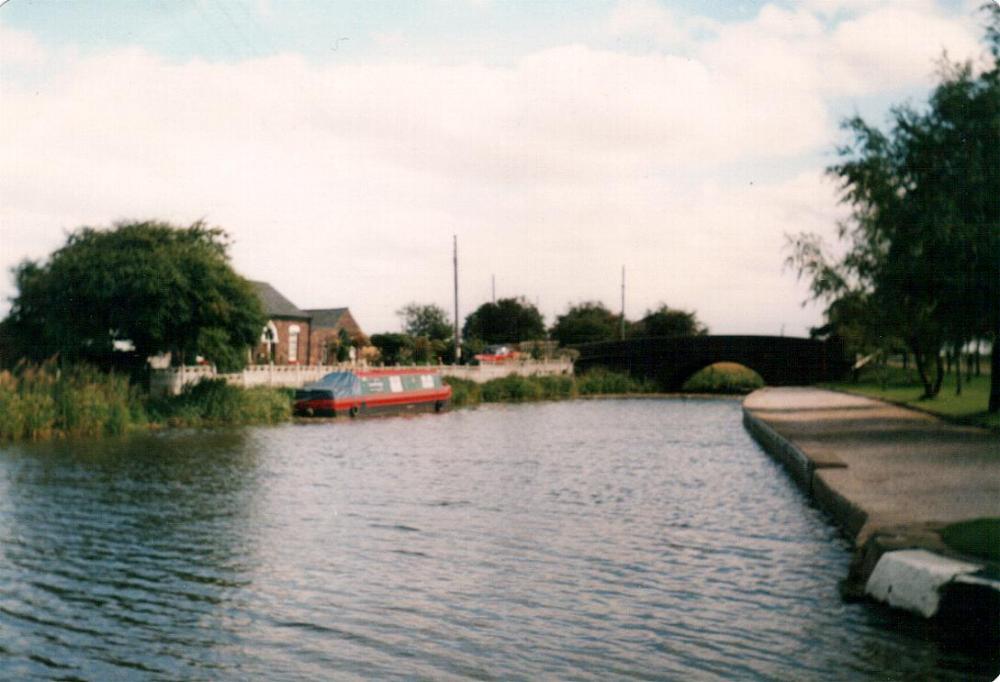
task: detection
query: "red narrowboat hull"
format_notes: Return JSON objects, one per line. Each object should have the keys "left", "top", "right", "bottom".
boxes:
{"left": 293, "top": 369, "right": 451, "bottom": 418}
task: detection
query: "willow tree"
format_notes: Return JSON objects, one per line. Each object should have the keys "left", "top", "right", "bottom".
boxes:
{"left": 2, "top": 220, "right": 265, "bottom": 373}
{"left": 789, "top": 6, "right": 999, "bottom": 409}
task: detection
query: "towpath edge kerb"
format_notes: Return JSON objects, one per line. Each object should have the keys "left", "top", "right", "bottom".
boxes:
{"left": 741, "top": 387, "right": 1000, "bottom": 632}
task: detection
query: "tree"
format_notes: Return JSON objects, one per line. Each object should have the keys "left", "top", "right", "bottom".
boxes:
{"left": 632, "top": 304, "right": 707, "bottom": 338}
{"left": 2, "top": 220, "right": 264, "bottom": 373}
{"left": 369, "top": 333, "right": 413, "bottom": 365}
{"left": 550, "top": 301, "right": 622, "bottom": 346}
{"left": 788, "top": 5, "right": 999, "bottom": 408}
{"left": 335, "top": 328, "right": 352, "bottom": 362}
{"left": 397, "top": 302, "right": 452, "bottom": 341}
{"left": 462, "top": 297, "right": 545, "bottom": 344}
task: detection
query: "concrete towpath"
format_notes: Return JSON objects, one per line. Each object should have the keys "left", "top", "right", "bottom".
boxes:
{"left": 743, "top": 387, "right": 1000, "bottom": 623}
{"left": 743, "top": 387, "right": 999, "bottom": 543}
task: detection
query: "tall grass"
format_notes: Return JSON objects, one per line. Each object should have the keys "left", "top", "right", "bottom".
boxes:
{"left": 443, "top": 377, "right": 480, "bottom": 407}
{"left": 147, "top": 379, "right": 291, "bottom": 427}
{"left": 0, "top": 362, "right": 293, "bottom": 441}
{"left": 576, "top": 367, "right": 656, "bottom": 395}
{"left": 0, "top": 361, "right": 140, "bottom": 440}
{"left": 445, "top": 370, "right": 649, "bottom": 408}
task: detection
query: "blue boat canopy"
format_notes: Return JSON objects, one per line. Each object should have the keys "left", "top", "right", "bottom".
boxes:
{"left": 306, "top": 372, "right": 362, "bottom": 396}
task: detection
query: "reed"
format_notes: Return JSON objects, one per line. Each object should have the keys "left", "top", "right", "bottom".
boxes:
{"left": 442, "top": 376, "right": 480, "bottom": 407}
{"left": 0, "top": 361, "right": 140, "bottom": 440}
{"left": 147, "top": 379, "right": 291, "bottom": 427}
{"left": 445, "top": 369, "right": 645, "bottom": 408}
{"left": 575, "top": 367, "right": 656, "bottom": 395}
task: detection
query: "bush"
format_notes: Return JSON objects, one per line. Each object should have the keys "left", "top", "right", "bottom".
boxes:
{"left": 443, "top": 377, "right": 480, "bottom": 407}
{"left": 480, "top": 375, "right": 544, "bottom": 403}
{"left": 576, "top": 368, "right": 655, "bottom": 395}
{"left": 148, "top": 379, "right": 291, "bottom": 427}
{"left": 681, "top": 362, "right": 764, "bottom": 394}
{"left": 535, "top": 374, "right": 576, "bottom": 400}
{"left": 445, "top": 370, "right": 645, "bottom": 407}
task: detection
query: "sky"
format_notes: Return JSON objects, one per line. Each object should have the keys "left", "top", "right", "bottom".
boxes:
{"left": 0, "top": 0, "right": 992, "bottom": 337}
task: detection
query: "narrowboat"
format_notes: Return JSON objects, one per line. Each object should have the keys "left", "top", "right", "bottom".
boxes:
{"left": 293, "top": 368, "right": 451, "bottom": 418}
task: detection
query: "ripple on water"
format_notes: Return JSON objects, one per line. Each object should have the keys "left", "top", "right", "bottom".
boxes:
{"left": 0, "top": 400, "right": 996, "bottom": 681}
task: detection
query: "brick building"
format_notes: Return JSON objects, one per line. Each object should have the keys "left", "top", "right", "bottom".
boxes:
{"left": 251, "top": 281, "right": 367, "bottom": 365}
{"left": 304, "top": 308, "right": 367, "bottom": 365}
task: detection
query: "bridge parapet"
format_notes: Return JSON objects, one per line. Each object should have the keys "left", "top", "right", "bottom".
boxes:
{"left": 573, "top": 335, "right": 849, "bottom": 391}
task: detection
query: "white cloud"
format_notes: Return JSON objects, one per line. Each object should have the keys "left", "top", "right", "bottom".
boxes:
{"left": 0, "top": 0, "right": 983, "bottom": 335}
{"left": 0, "top": 25, "right": 46, "bottom": 68}
{"left": 830, "top": 6, "right": 981, "bottom": 91}
{"left": 608, "top": 0, "right": 696, "bottom": 48}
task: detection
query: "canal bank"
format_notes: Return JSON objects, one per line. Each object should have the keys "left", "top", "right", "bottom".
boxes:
{"left": 742, "top": 387, "right": 1000, "bottom": 631}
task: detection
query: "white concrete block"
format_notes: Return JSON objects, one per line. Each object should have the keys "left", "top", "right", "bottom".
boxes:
{"left": 865, "top": 549, "right": 982, "bottom": 618}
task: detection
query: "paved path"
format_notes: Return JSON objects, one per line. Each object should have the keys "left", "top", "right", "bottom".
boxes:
{"left": 743, "top": 387, "right": 1000, "bottom": 545}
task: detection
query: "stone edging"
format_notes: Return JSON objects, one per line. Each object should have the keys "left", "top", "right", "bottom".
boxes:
{"left": 742, "top": 401, "right": 1000, "bottom": 630}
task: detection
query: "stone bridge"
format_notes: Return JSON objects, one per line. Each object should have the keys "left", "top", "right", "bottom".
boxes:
{"left": 573, "top": 335, "right": 850, "bottom": 390}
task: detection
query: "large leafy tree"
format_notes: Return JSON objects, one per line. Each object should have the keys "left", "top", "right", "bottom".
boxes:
{"left": 789, "top": 6, "right": 999, "bottom": 408}
{"left": 369, "top": 333, "right": 413, "bottom": 365}
{"left": 632, "top": 304, "right": 707, "bottom": 338}
{"left": 396, "top": 302, "right": 452, "bottom": 341}
{"left": 550, "top": 301, "right": 622, "bottom": 346}
{"left": 462, "top": 297, "right": 545, "bottom": 344}
{"left": 2, "top": 220, "right": 265, "bottom": 372}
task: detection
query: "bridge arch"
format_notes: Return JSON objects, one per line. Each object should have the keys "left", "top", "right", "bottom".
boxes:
{"left": 573, "top": 335, "right": 848, "bottom": 391}
{"left": 677, "top": 361, "right": 765, "bottom": 392}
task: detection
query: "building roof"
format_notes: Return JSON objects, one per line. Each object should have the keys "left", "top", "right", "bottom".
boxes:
{"left": 304, "top": 308, "right": 349, "bottom": 329}
{"left": 250, "top": 281, "right": 310, "bottom": 319}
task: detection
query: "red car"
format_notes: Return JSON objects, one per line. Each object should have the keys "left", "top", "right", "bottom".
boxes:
{"left": 474, "top": 344, "right": 520, "bottom": 363}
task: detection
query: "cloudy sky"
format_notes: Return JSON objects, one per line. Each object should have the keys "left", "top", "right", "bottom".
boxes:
{"left": 0, "top": 0, "right": 991, "bottom": 337}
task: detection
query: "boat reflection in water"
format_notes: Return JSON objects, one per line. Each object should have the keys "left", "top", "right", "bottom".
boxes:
{"left": 293, "top": 368, "right": 451, "bottom": 418}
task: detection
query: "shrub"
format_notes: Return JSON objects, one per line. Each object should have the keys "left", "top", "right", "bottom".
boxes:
{"left": 576, "top": 368, "right": 654, "bottom": 395}
{"left": 148, "top": 379, "right": 291, "bottom": 427}
{"left": 443, "top": 377, "right": 480, "bottom": 407}
{"left": 681, "top": 362, "right": 764, "bottom": 394}
{"left": 535, "top": 374, "right": 576, "bottom": 400}
{"left": 480, "top": 375, "right": 544, "bottom": 403}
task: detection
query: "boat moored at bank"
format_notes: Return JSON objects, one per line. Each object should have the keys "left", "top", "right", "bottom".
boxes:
{"left": 293, "top": 368, "right": 451, "bottom": 417}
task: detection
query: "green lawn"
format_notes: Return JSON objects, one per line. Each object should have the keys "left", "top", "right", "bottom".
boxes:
{"left": 824, "top": 366, "right": 999, "bottom": 431}
{"left": 940, "top": 518, "right": 1000, "bottom": 562}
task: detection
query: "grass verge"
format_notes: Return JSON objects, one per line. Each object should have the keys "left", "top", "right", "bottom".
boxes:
{"left": 823, "top": 365, "right": 999, "bottom": 431}
{"left": 940, "top": 518, "right": 1000, "bottom": 562}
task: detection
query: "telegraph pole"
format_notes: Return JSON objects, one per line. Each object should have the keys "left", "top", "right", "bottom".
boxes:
{"left": 453, "top": 235, "right": 461, "bottom": 363}
{"left": 620, "top": 265, "right": 626, "bottom": 340}
{"left": 492, "top": 274, "right": 495, "bottom": 304}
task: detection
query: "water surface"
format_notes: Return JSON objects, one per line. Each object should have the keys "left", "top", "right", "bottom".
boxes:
{"left": 0, "top": 399, "right": 994, "bottom": 680}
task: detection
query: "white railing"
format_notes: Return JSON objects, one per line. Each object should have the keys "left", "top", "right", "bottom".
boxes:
{"left": 438, "top": 359, "right": 574, "bottom": 383}
{"left": 150, "top": 358, "right": 574, "bottom": 395}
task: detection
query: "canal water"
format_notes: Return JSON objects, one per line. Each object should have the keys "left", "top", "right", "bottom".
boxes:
{"left": 0, "top": 399, "right": 995, "bottom": 680}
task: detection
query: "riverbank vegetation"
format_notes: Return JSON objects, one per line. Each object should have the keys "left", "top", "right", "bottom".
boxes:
{"left": 682, "top": 362, "right": 764, "bottom": 394}
{"left": 1, "top": 362, "right": 749, "bottom": 442}
{"left": 445, "top": 366, "right": 759, "bottom": 408}
{"left": 825, "top": 365, "right": 999, "bottom": 430}
{"left": 940, "top": 518, "right": 1000, "bottom": 562}
{"left": 0, "top": 362, "right": 291, "bottom": 441}
{"left": 147, "top": 380, "right": 291, "bottom": 428}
